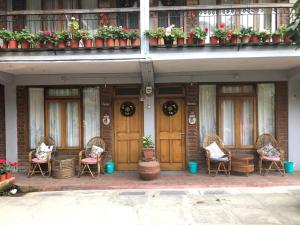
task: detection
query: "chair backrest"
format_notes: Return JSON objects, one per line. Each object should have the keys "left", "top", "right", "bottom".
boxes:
{"left": 85, "top": 136, "right": 106, "bottom": 157}
{"left": 203, "top": 133, "right": 225, "bottom": 150}
{"left": 36, "top": 136, "right": 56, "bottom": 152}
{"left": 256, "top": 133, "right": 279, "bottom": 149}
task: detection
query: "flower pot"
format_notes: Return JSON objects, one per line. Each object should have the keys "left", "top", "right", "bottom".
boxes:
{"left": 176, "top": 38, "right": 184, "bottom": 46}
{"left": 131, "top": 38, "right": 140, "bottom": 47}
{"left": 70, "top": 39, "right": 79, "bottom": 48}
{"left": 219, "top": 38, "right": 227, "bottom": 45}
{"left": 0, "top": 174, "right": 6, "bottom": 182}
{"left": 5, "top": 171, "right": 12, "bottom": 179}
{"left": 186, "top": 37, "right": 194, "bottom": 45}
{"left": 95, "top": 38, "right": 104, "bottom": 48}
{"left": 9, "top": 40, "right": 18, "bottom": 49}
{"left": 119, "top": 39, "right": 127, "bottom": 48}
{"left": 163, "top": 36, "right": 174, "bottom": 47}
{"left": 241, "top": 36, "right": 250, "bottom": 44}
{"left": 251, "top": 35, "right": 259, "bottom": 44}
{"left": 57, "top": 40, "right": 66, "bottom": 49}
{"left": 138, "top": 160, "right": 160, "bottom": 181}
{"left": 272, "top": 34, "right": 281, "bottom": 44}
{"left": 83, "top": 39, "right": 93, "bottom": 48}
{"left": 210, "top": 36, "right": 218, "bottom": 45}
{"left": 264, "top": 36, "right": 270, "bottom": 44}
{"left": 21, "top": 40, "right": 30, "bottom": 49}
{"left": 149, "top": 37, "right": 158, "bottom": 46}
{"left": 34, "top": 41, "right": 42, "bottom": 49}
{"left": 44, "top": 41, "right": 54, "bottom": 49}
{"left": 1, "top": 40, "right": 8, "bottom": 49}
{"left": 283, "top": 35, "right": 292, "bottom": 44}
{"left": 106, "top": 38, "right": 115, "bottom": 48}
{"left": 198, "top": 39, "right": 205, "bottom": 45}
{"left": 143, "top": 148, "right": 155, "bottom": 159}
{"left": 230, "top": 36, "right": 239, "bottom": 45}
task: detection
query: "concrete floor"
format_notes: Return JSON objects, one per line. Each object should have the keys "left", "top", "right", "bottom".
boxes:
{"left": 1, "top": 187, "right": 300, "bottom": 225}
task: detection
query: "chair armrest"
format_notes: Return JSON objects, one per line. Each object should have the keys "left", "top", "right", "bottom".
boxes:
{"left": 28, "top": 150, "right": 35, "bottom": 162}
{"left": 223, "top": 149, "right": 231, "bottom": 160}
{"left": 79, "top": 150, "right": 84, "bottom": 162}
{"left": 205, "top": 149, "right": 211, "bottom": 159}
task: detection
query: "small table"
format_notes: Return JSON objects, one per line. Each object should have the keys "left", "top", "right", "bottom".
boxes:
{"left": 231, "top": 154, "right": 255, "bottom": 176}
{"left": 51, "top": 156, "right": 75, "bottom": 179}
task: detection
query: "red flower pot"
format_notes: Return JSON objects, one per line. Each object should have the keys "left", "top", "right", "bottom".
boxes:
{"left": 95, "top": 38, "right": 104, "bottom": 48}
{"left": 1, "top": 40, "right": 8, "bottom": 49}
{"left": 187, "top": 37, "right": 194, "bottom": 45}
{"left": 241, "top": 36, "right": 250, "bottom": 43}
{"left": 219, "top": 38, "right": 227, "bottom": 45}
{"left": 9, "top": 40, "right": 18, "bottom": 49}
{"left": 284, "top": 35, "right": 292, "bottom": 44}
{"left": 57, "top": 40, "right": 66, "bottom": 49}
{"left": 83, "top": 39, "right": 93, "bottom": 48}
{"left": 5, "top": 171, "right": 12, "bottom": 179}
{"left": 149, "top": 37, "right": 158, "bottom": 46}
{"left": 106, "top": 38, "right": 115, "bottom": 48}
{"left": 131, "top": 38, "right": 140, "bottom": 47}
{"left": 210, "top": 36, "right": 218, "bottom": 45}
{"left": 0, "top": 174, "right": 6, "bottom": 182}
{"left": 119, "top": 39, "right": 127, "bottom": 48}
{"left": 198, "top": 39, "right": 205, "bottom": 45}
{"left": 272, "top": 34, "right": 281, "bottom": 44}
{"left": 230, "top": 36, "right": 239, "bottom": 45}
{"left": 143, "top": 148, "right": 155, "bottom": 159}
{"left": 70, "top": 39, "right": 79, "bottom": 48}
{"left": 177, "top": 38, "right": 184, "bottom": 46}
{"left": 251, "top": 35, "right": 259, "bottom": 44}
{"left": 21, "top": 40, "right": 30, "bottom": 49}
{"left": 44, "top": 41, "right": 54, "bottom": 49}
{"left": 34, "top": 41, "right": 42, "bottom": 49}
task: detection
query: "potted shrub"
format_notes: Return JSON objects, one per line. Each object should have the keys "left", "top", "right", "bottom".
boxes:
{"left": 118, "top": 27, "right": 129, "bottom": 48}
{"left": 163, "top": 24, "right": 175, "bottom": 47}
{"left": 37, "top": 31, "right": 56, "bottom": 48}
{"left": 142, "top": 135, "right": 155, "bottom": 159}
{"left": 259, "top": 29, "right": 271, "bottom": 44}
{"left": 191, "top": 27, "right": 208, "bottom": 45}
{"left": 81, "top": 30, "right": 93, "bottom": 48}
{"left": 272, "top": 28, "right": 282, "bottom": 44}
{"left": 128, "top": 30, "right": 140, "bottom": 47}
{"left": 144, "top": 28, "right": 164, "bottom": 46}
{"left": 68, "top": 17, "right": 81, "bottom": 48}
{"left": 0, "top": 28, "right": 11, "bottom": 48}
{"left": 94, "top": 27, "right": 108, "bottom": 48}
{"left": 171, "top": 27, "right": 186, "bottom": 46}
{"left": 56, "top": 31, "right": 70, "bottom": 49}
{"left": 227, "top": 28, "right": 240, "bottom": 45}
{"left": 7, "top": 31, "right": 18, "bottom": 49}
{"left": 15, "top": 29, "right": 35, "bottom": 49}
{"left": 106, "top": 26, "right": 119, "bottom": 48}
{"left": 277, "top": 25, "right": 291, "bottom": 44}
{"left": 212, "top": 23, "right": 227, "bottom": 45}
{"left": 240, "top": 27, "right": 252, "bottom": 43}
{"left": 187, "top": 31, "right": 196, "bottom": 45}
{"left": 250, "top": 29, "right": 260, "bottom": 44}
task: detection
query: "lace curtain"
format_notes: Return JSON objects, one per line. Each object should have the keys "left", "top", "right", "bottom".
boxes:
{"left": 26, "top": 0, "right": 42, "bottom": 33}
{"left": 66, "top": 102, "right": 79, "bottom": 147}
{"left": 81, "top": 0, "right": 99, "bottom": 35}
{"left": 221, "top": 99, "right": 235, "bottom": 145}
{"left": 29, "top": 88, "right": 44, "bottom": 149}
{"left": 48, "top": 102, "right": 61, "bottom": 147}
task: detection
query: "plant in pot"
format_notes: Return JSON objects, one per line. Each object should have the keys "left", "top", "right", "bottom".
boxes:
{"left": 163, "top": 24, "right": 175, "bottom": 47}
{"left": 128, "top": 30, "right": 140, "bottom": 47}
{"left": 0, "top": 28, "right": 12, "bottom": 48}
{"left": 0, "top": 159, "right": 6, "bottom": 181}
{"left": 171, "top": 27, "right": 186, "bottom": 46}
{"left": 144, "top": 28, "right": 164, "bottom": 46}
{"left": 191, "top": 27, "right": 208, "bottom": 45}
{"left": 142, "top": 135, "right": 155, "bottom": 160}
{"left": 277, "top": 25, "right": 291, "bottom": 44}
{"left": 259, "top": 29, "right": 271, "bottom": 44}
{"left": 118, "top": 27, "right": 129, "bottom": 48}
{"left": 37, "top": 31, "right": 56, "bottom": 48}
{"left": 286, "top": 0, "right": 300, "bottom": 45}
{"left": 15, "top": 29, "right": 35, "bottom": 49}
{"left": 81, "top": 30, "right": 93, "bottom": 48}
{"left": 94, "top": 26, "right": 108, "bottom": 48}
{"left": 227, "top": 28, "right": 240, "bottom": 45}
{"left": 6, "top": 31, "right": 18, "bottom": 49}
{"left": 250, "top": 29, "right": 260, "bottom": 44}
{"left": 2, "top": 161, "right": 17, "bottom": 179}
{"left": 105, "top": 26, "right": 119, "bottom": 48}
{"left": 240, "top": 27, "right": 252, "bottom": 43}
{"left": 56, "top": 31, "right": 70, "bottom": 49}
{"left": 272, "top": 28, "right": 282, "bottom": 44}
{"left": 68, "top": 17, "right": 81, "bottom": 48}
{"left": 212, "top": 23, "right": 227, "bottom": 45}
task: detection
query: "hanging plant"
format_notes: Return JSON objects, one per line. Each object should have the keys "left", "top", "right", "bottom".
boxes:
{"left": 120, "top": 102, "right": 136, "bottom": 117}
{"left": 162, "top": 101, "right": 178, "bottom": 116}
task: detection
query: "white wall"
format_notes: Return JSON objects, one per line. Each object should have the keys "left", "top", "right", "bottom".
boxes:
{"left": 288, "top": 79, "right": 300, "bottom": 170}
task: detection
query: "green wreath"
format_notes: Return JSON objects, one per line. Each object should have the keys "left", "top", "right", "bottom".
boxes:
{"left": 162, "top": 101, "right": 178, "bottom": 116}
{"left": 120, "top": 102, "right": 136, "bottom": 117}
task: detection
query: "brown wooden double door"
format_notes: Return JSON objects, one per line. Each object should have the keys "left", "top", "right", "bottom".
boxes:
{"left": 156, "top": 98, "right": 186, "bottom": 170}
{"left": 114, "top": 98, "right": 142, "bottom": 171}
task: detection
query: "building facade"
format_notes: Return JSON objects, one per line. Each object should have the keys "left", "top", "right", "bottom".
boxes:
{"left": 0, "top": 0, "right": 300, "bottom": 172}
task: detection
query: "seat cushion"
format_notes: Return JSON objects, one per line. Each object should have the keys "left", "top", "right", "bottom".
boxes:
{"left": 81, "top": 157, "right": 97, "bottom": 164}
{"left": 262, "top": 156, "right": 281, "bottom": 161}
{"left": 32, "top": 158, "right": 47, "bottom": 164}
{"left": 211, "top": 157, "right": 229, "bottom": 162}
{"left": 90, "top": 145, "right": 104, "bottom": 159}
{"left": 257, "top": 143, "right": 280, "bottom": 158}
{"left": 205, "top": 142, "right": 225, "bottom": 159}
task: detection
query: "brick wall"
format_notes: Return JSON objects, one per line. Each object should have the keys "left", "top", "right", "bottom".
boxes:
{"left": 275, "top": 82, "right": 289, "bottom": 161}
{"left": 0, "top": 85, "right": 5, "bottom": 160}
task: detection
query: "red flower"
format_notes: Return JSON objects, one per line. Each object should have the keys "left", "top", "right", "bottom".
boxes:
{"left": 205, "top": 27, "right": 208, "bottom": 33}
{"left": 44, "top": 31, "right": 50, "bottom": 36}
{"left": 227, "top": 30, "right": 232, "bottom": 37}
{"left": 189, "top": 32, "right": 196, "bottom": 38}
{"left": 219, "top": 23, "right": 225, "bottom": 29}
{"left": 52, "top": 33, "right": 57, "bottom": 39}
{"left": 12, "top": 162, "right": 18, "bottom": 167}
{"left": 0, "top": 159, "right": 5, "bottom": 164}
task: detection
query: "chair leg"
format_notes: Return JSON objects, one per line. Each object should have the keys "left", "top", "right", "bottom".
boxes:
{"left": 48, "top": 161, "right": 51, "bottom": 177}
{"left": 259, "top": 159, "right": 263, "bottom": 175}
{"left": 27, "top": 163, "right": 33, "bottom": 178}
{"left": 86, "top": 164, "right": 95, "bottom": 178}
{"left": 97, "top": 162, "right": 100, "bottom": 177}
{"left": 37, "top": 164, "right": 45, "bottom": 176}
{"left": 78, "top": 163, "right": 82, "bottom": 177}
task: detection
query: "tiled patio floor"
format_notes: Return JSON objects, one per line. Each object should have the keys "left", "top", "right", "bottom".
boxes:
{"left": 14, "top": 171, "right": 300, "bottom": 192}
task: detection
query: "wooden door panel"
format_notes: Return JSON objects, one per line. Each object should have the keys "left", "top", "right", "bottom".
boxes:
{"left": 129, "top": 140, "right": 140, "bottom": 162}
{"left": 117, "top": 140, "right": 128, "bottom": 163}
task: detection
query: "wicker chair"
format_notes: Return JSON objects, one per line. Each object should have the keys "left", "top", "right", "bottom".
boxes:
{"left": 203, "top": 134, "right": 231, "bottom": 176}
{"left": 256, "top": 133, "right": 285, "bottom": 176}
{"left": 27, "top": 136, "right": 56, "bottom": 177}
{"left": 78, "top": 137, "right": 106, "bottom": 178}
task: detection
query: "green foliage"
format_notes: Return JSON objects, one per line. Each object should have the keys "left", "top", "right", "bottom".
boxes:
{"left": 144, "top": 27, "right": 165, "bottom": 39}
{"left": 0, "top": 28, "right": 13, "bottom": 41}
{"left": 287, "top": 0, "right": 300, "bottom": 44}
{"left": 80, "top": 30, "right": 93, "bottom": 40}
{"left": 191, "top": 27, "right": 208, "bottom": 40}
{"left": 56, "top": 31, "right": 70, "bottom": 42}
{"left": 213, "top": 27, "right": 227, "bottom": 40}
{"left": 240, "top": 27, "right": 252, "bottom": 37}
{"left": 118, "top": 28, "right": 129, "bottom": 40}
{"left": 127, "top": 30, "right": 139, "bottom": 40}
{"left": 95, "top": 26, "right": 110, "bottom": 39}
{"left": 171, "top": 27, "right": 186, "bottom": 39}
{"left": 35, "top": 31, "right": 57, "bottom": 43}
{"left": 143, "top": 135, "right": 155, "bottom": 148}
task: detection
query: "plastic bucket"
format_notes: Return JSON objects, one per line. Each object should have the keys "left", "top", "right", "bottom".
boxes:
{"left": 284, "top": 161, "right": 294, "bottom": 174}
{"left": 105, "top": 161, "right": 115, "bottom": 174}
{"left": 188, "top": 161, "right": 198, "bottom": 174}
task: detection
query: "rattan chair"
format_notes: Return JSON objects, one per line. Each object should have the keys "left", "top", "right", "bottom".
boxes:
{"left": 256, "top": 133, "right": 285, "bottom": 176}
{"left": 27, "top": 136, "right": 56, "bottom": 177}
{"left": 203, "top": 134, "right": 231, "bottom": 176}
{"left": 78, "top": 137, "right": 106, "bottom": 178}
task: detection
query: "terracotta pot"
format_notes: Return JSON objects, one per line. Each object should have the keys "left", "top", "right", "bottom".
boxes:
{"left": 241, "top": 36, "right": 250, "bottom": 43}
{"left": 230, "top": 36, "right": 239, "bottom": 45}
{"left": 5, "top": 171, "right": 12, "bottom": 179}
{"left": 149, "top": 37, "right": 158, "bottom": 46}
{"left": 219, "top": 38, "right": 227, "bottom": 45}
{"left": 9, "top": 40, "right": 18, "bottom": 49}
{"left": 119, "top": 39, "right": 127, "bottom": 47}
{"left": 95, "top": 38, "right": 104, "bottom": 48}
{"left": 272, "top": 34, "right": 281, "bottom": 44}
{"left": 44, "top": 41, "right": 54, "bottom": 49}
{"left": 83, "top": 39, "right": 93, "bottom": 48}
{"left": 198, "top": 39, "right": 205, "bottom": 45}
{"left": 106, "top": 38, "right": 115, "bottom": 48}
{"left": 143, "top": 148, "right": 155, "bottom": 159}
{"left": 210, "top": 36, "right": 218, "bottom": 45}
{"left": 57, "top": 40, "right": 66, "bottom": 49}
{"left": 177, "top": 38, "right": 184, "bottom": 46}
{"left": 34, "top": 41, "right": 42, "bottom": 49}
{"left": 1, "top": 40, "right": 8, "bottom": 49}
{"left": 251, "top": 35, "right": 259, "bottom": 44}
{"left": 187, "top": 37, "right": 194, "bottom": 45}
{"left": 131, "top": 38, "right": 140, "bottom": 47}
{"left": 21, "top": 40, "right": 30, "bottom": 49}
{"left": 0, "top": 174, "right": 6, "bottom": 182}
{"left": 70, "top": 39, "right": 79, "bottom": 48}
{"left": 283, "top": 35, "right": 292, "bottom": 44}
{"left": 138, "top": 160, "right": 160, "bottom": 181}
{"left": 264, "top": 36, "right": 270, "bottom": 44}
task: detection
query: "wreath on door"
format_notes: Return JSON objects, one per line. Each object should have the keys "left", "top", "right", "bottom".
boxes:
{"left": 162, "top": 101, "right": 178, "bottom": 116}
{"left": 120, "top": 102, "right": 136, "bottom": 117}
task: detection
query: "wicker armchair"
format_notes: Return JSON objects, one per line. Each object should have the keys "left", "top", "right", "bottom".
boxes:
{"left": 78, "top": 137, "right": 106, "bottom": 178}
{"left": 27, "top": 136, "right": 56, "bottom": 177}
{"left": 203, "top": 134, "right": 231, "bottom": 176}
{"left": 256, "top": 133, "right": 285, "bottom": 176}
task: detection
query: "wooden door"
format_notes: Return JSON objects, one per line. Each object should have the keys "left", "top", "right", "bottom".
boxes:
{"left": 114, "top": 98, "right": 142, "bottom": 171}
{"left": 156, "top": 98, "right": 185, "bottom": 170}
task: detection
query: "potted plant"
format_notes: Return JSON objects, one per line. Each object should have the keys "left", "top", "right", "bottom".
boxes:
{"left": 250, "top": 29, "right": 260, "bottom": 44}
{"left": 144, "top": 27, "right": 164, "bottom": 46}
{"left": 118, "top": 27, "right": 129, "bottom": 48}
{"left": 171, "top": 27, "right": 186, "bottom": 46}
{"left": 272, "top": 28, "right": 282, "bottom": 44}
{"left": 278, "top": 25, "right": 291, "bottom": 44}
{"left": 212, "top": 23, "right": 227, "bottom": 45}
{"left": 0, "top": 28, "right": 11, "bottom": 48}
{"left": 106, "top": 26, "right": 119, "bottom": 48}
{"left": 286, "top": 0, "right": 300, "bottom": 45}
{"left": 227, "top": 28, "right": 240, "bottom": 45}
{"left": 259, "top": 29, "right": 271, "bottom": 43}
{"left": 37, "top": 31, "right": 56, "bottom": 48}
{"left": 15, "top": 29, "right": 35, "bottom": 49}
{"left": 0, "top": 159, "right": 6, "bottom": 181}
{"left": 240, "top": 27, "right": 252, "bottom": 43}
{"left": 81, "top": 30, "right": 93, "bottom": 48}
{"left": 6, "top": 31, "right": 18, "bottom": 49}
{"left": 68, "top": 17, "right": 81, "bottom": 48}
{"left": 128, "top": 30, "right": 140, "bottom": 47}
{"left": 142, "top": 135, "right": 155, "bottom": 159}
{"left": 56, "top": 31, "right": 70, "bottom": 49}
{"left": 191, "top": 27, "right": 208, "bottom": 45}
{"left": 94, "top": 27, "right": 108, "bottom": 48}
{"left": 163, "top": 24, "right": 175, "bottom": 47}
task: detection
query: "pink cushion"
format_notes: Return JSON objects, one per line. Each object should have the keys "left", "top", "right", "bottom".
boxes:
{"left": 262, "top": 156, "right": 281, "bottom": 161}
{"left": 32, "top": 158, "right": 47, "bottom": 164}
{"left": 81, "top": 157, "right": 97, "bottom": 164}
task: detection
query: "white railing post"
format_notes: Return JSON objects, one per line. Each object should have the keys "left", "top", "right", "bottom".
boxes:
{"left": 140, "top": 0, "right": 150, "bottom": 57}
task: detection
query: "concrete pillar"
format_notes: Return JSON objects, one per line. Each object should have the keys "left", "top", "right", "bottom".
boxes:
{"left": 144, "top": 93, "right": 155, "bottom": 143}
{"left": 140, "top": 0, "right": 150, "bottom": 56}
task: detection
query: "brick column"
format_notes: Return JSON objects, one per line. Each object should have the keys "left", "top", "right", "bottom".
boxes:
{"left": 0, "top": 85, "right": 5, "bottom": 159}
{"left": 275, "top": 82, "right": 288, "bottom": 161}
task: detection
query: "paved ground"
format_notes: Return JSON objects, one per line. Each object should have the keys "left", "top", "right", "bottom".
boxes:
{"left": 1, "top": 187, "right": 300, "bottom": 225}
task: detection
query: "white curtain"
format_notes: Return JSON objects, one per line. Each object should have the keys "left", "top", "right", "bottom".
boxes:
{"left": 48, "top": 102, "right": 61, "bottom": 147}
{"left": 66, "top": 102, "right": 79, "bottom": 147}
{"left": 29, "top": 88, "right": 44, "bottom": 149}
{"left": 240, "top": 99, "right": 254, "bottom": 145}
{"left": 258, "top": 83, "right": 275, "bottom": 136}
{"left": 80, "top": 0, "right": 98, "bottom": 35}
{"left": 26, "top": 0, "right": 41, "bottom": 33}
{"left": 199, "top": 85, "right": 216, "bottom": 145}
{"left": 83, "top": 87, "right": 100, "bottom": 146}
{"left": 221, "top": 99, "right": 235, "bottom": 145}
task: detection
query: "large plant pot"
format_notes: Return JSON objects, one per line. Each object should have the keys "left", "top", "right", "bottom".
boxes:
{"left": 95, "top": 38, "right": 104, "bottom": 48}
{"left": 138, "top": 160, "right": 160, "bottom": 180}
{"left": 241, "top": 36, "right": 250, "bottom": 44}
{"left": 119, "top": 39, "right": 127, "bottom": 48}
{"left": 83, "top": 39, "right": 93, "bottom": 48}
{"left": 106, "top": 38, "right": 115, "bottom": 48}
{"left": 176, "top": 38, "right": 184, "bottom": 46}
{"left": 57, "top": 40, "right": 67, "bottom": 49}
{"left": 186, "top": 37, "right": 194, "bottom": 45}
{"left": 149, "top": 37, "right": 158, "bottom": 46}
{"left": 1, "top": 40, "right": 8, "bottom": 49}
{"left": 34, "top": 41, "right": 42, "bottom": 49}
{"left": 210, "top": 36, "right": 218, "bottom": 45}
{"left": 198, "top": 39, "right": 205, "bottom": 45}
{"left": 272, "top": 34, "right": 281, "bottom": 44}
{"left": 251, "top": 36, "right": 259, "bottom": 44}
{"left": 21, "top": 40, "right": 30, "bottom": 49}
{"left": 219, "top": 38, "right": 227, "bottom": 45}
{"left": 70, "top": 39, "right": 79, "bottom": 48}
{"left": 230, "top": 36, "right": 239, "bottom": 45}
{"left": 44, "top": 41, "right": 54, "bottom": 49}
{"left": 131, "top": 38, "right": 140, "bottom": 47}
{"left": 9, "top": 40, "right": 18, "bottom": 49}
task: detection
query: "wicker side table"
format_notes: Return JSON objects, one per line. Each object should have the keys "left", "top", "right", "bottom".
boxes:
{"left": 52, "top": 156, "right": 75, "bottom": 179}
{"left": 231, "top": 154, "right": 255, "bottom": 176}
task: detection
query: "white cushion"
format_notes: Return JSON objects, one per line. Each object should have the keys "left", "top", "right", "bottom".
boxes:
{"left": 90, "top": 145, "right": 104, "bottom": 159}
{"left": 257, "top": 143, "right": 280, "bottom": 158}
{"left": 35, "top": 142, "right": 53, "bottom": 160}
{"left": 205, "top": 142, "right": 225, "bottom": 159}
